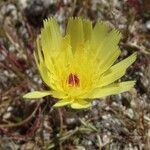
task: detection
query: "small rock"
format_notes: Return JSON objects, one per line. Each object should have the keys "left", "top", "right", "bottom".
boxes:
{"left": 124, "top": 108, "right": 134, "bottom": 119}
{"left": 76, "top": 146, "right": 86, "bottom": 150}
{"left": 3, "top": 112, "right": 11, "bottom": 119}
{"left": 7, "top": 106, "right": 13, "bottom": 112}
{"left": 145, "top": 20, "right": 150, "bottom": 31}
{"left": 21, "top": 142, "right": 40, "bottom": 150}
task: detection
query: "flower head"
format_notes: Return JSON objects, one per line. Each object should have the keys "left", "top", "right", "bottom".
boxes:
{"left": 23, "top": 17, "right": 136, "bottom": 109}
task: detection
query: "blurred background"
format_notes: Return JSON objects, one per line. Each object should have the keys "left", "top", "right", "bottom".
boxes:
{"left": 0, "top": 0, "right": 150, "bottom": 149}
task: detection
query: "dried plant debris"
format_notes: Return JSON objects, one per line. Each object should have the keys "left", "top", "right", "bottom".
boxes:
{"left": 0, "top": 0, "right": 150, "bottom": 150}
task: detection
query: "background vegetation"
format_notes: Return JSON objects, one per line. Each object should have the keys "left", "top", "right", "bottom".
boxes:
{"left": 0, "top": 0, "right": 150, "bottom": 149}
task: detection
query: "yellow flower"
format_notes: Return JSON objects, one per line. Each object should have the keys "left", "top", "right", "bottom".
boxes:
{"left": 23, "top": 17, "right": 136, "bottom": 109}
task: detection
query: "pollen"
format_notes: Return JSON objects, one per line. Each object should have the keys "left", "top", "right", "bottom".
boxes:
{"left": 68, "top": 73, "right": 80, "bottom": 87}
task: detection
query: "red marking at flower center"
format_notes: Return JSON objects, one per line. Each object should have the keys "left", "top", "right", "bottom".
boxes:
{"left": 68, "top": 73, "right": 80, "bottom": 87}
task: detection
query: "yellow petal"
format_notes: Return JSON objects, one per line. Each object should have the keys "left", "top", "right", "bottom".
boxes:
{"left": 82, "top": 19, "right": 92, "bottom": 41}
{"left": 37, "top": 62, "right": 57, "bottom": 90}
{"left": 23, "top": 91, "right": 50, "bottom": 99}
{"left": 71, "top": 99, "right": 91, "bottom": 109}
{"left": 53, "top": 99, "right": 73, "bottom": 107}
{"left": 81, "top": 81, "right": 135, "bottom": 99}
{"left": 111, "top": 52, "right": 137, "bottom": 71}
{"left": 97, "top": 48, "right": 121, "bottom": 75}
{"left": 50, "top": 90, "right": 67, "bottom": 99}
{"left": 60, "top": 35, "right": 73, "bottom": 63}
{"left": 41, "top": 18, "right": 61, "bottom": 57}
{"left": 91, "top": 21, "right": 109, "bottom": 49}
{"left": 96, "top": 29, "right": 122, "bottom": 73}
{"left": 66, "top": 17, "right": 84, "bottom": 51}
{"left": 35, "top": 38, "right": 61, "bottom": 90}
{"left": 34, "top": 38, "right": 54, "bottom": 88}
{"left": 53, "top": 36, "right": 73, "bottom": 78}
{"left": 98, "top": 53, "right": 137, "bottom": 87}
{"left": 36, "top": 37, "right": 44, "bottom": 64}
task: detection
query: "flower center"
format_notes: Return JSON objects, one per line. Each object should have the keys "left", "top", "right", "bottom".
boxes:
{"left": 68, "top": 73, "right": 80, "bottom": 87}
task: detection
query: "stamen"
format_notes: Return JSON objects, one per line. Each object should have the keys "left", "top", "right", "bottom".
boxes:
{"left": 68, "top": 73, "right": 80, "bottom": 87}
